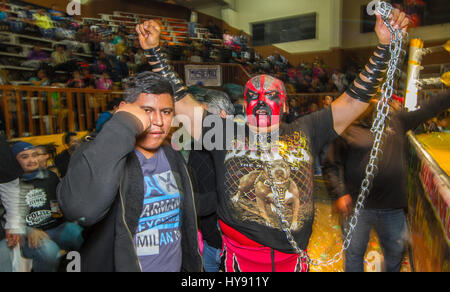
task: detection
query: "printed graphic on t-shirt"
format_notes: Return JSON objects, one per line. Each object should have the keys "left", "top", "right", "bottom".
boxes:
{"left": 225, "top": 131, "right": 314, "bottom": 232}
{"left": 25, "top": 188, "right": 52, "bottom": 227}
{"left": 25, "top": 189, "right": 47, "bottom": 208}
{"left": 135, "top": 170, "right": 181, "bottom": 262}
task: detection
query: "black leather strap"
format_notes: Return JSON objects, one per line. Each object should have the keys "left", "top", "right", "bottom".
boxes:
{"left": 360, "top": 69, "right": 383, "bottom": 83}
{"left": 365, "top": 62, "right": 386, "bottom": 78}
{"left": 354, "top": 77, "right": 380, "bottom": 92}
{"left": 345, "top": 45, "right": 390, "bottom": 103}
{"left": 145, "top": 46, "right": 188, "bottom": 102}
{"left": 374, "top": 44, "right": 390, "bottom": 58}
{"left": 370, "top": 54, "right": 389, "bottom": 67}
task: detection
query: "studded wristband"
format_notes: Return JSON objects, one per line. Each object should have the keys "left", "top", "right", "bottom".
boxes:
{"left": 145, "top": 47, "right": 188, "bottom": 102}
{"left": 345, "top": 44, "right": 390, "bottom": 103}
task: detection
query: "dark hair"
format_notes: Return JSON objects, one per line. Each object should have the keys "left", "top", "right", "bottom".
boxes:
{"left": 36, "top": 144, "right": 57, "bottom": 159}
{"left": 37, "top": 69, "right": 47, "bottom": 76}
{"left": 203, "top": 90, "right": 235, "bottom": 115}
{"left": 63, "top": 132, "right": 77, "bottom": 145}
{"left": 124, "top": 71, "right": 174, "bottom": 103}
{"left": 106, "top": 97, "right": 123, "bottom": 111}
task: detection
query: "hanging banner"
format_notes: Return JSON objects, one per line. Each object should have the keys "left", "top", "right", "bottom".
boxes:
{"left": 185, "top": 65, "right": 222, "bottom": 87}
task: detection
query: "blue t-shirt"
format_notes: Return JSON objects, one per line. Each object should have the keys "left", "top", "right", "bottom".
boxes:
{"left": 134, "top": 148, "right": 182, "bottom": 272}
{"left": 95, "top": 112, "right": 113, "bottom": 133}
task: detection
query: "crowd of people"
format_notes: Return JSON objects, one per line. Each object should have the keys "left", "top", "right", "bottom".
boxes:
{"left": 0, "top": 1, "right": 354, "bottom": 95}
{"left": 165, "top": 29, "right": 352, "bottom": 95}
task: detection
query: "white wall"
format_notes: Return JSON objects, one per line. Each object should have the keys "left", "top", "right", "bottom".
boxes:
{"left": 341, "top": 0, "right": 450, "bottom": 49}
{"left": 196, "top": 5, "right": 223, "bottom": 20}
{"left": 198, "top": 0, "right": 343, "bottom": 54}
{"left": 198, "top": 0, "right": 450, "bottom": 53}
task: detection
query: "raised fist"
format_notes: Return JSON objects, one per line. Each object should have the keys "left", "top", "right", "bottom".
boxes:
{"left": 136, "top": 20, "right": 161, "bottom": 50}
{"left": 375, "top": 8, "right": 410, "bottom": 45}
{"left": 116, "top": 102, "right": 152, "bottom": 134}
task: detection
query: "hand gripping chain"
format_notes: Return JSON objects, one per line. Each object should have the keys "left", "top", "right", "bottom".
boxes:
{"left": 263, "top": 1, "right": 407, "bottom": 268}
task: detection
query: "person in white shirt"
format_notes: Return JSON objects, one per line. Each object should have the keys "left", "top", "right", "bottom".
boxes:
{"left": 0, "top": 135, "right": 23, "bottom": 272}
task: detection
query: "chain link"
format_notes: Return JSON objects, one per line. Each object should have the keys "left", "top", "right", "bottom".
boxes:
{"left": 265, "top": 172, "right": 308, "bottom": 258}
{"left": 262, "top": 1, "right": 407, "bottom": 268}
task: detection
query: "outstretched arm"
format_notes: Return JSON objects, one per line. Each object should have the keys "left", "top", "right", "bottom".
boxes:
{"left": 136, "top": 20, "right": 204, "bottom": 140}
{"left": 399, "top": 90, "right": 450, "bottom": 132}
{"left": 331, "top": 9, "right": 409, "bottom": 134}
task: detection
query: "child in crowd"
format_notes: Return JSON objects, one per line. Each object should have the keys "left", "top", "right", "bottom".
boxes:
{"left": 95, "top": 72, "right": 113, "bottom": 90}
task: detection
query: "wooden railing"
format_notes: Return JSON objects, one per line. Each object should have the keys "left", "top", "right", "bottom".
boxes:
{"left": 0, "top": 84, "right": 336, "bottom": 139}
{"left": 287, "top": 89, "right": 447, "bottom": 114}
{"left": 2, "top": 83, "right": 443, "bottom": 139}
{"left": 0, "top": 62, "right": 252, "bottom": 139}
{"left": 0, "top": 85, "right": 124, "bottom": 139}
{"left": 288, "top": 92, "right": 340, "bottom": 112}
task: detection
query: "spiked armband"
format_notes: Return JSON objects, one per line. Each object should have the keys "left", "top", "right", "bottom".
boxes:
{"left": 145, "top": 47, "right": 188, "bottom": 102}
{"left": 345, "top": 44, "right": 390, "bottom": 103}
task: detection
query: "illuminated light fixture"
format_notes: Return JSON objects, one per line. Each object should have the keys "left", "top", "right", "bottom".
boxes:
{"left": 405, "top": 39, "right": 450, "bottom": 111}
{"left": 440, "top": 71, "right": 450, "bottom": 87}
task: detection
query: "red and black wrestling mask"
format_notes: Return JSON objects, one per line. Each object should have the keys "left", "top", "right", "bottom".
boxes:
{"left": 244, "top": 75, "right": 287, "bottom": 128}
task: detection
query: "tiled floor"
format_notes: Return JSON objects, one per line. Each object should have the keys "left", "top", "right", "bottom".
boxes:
{"left": 308, "top": 178, "right": 411, "bottom": 272}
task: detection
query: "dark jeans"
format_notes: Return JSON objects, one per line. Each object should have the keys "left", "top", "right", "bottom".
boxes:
{"left": 22, "top": 222, "right": 84, "bottom": 272}
{"left": 202, "top": 240, "right": 221, "bottom": 272}
{"left": 344, "top": 208, "right": 408, "bottom": 272}
{"left": 0, "top": 239, "right": 13, "bottom": 272}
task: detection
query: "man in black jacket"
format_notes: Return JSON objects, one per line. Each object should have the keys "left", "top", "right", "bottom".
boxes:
{"left": 322, "top": 91, "right": 450, "bottom": 272}
{"left": 187, "top": 91, "right": 234, "bottom": 272}
{"left": 54, "top": 132, "right": 80, "bottom": 178}
{"left": 57, "top": 72, "right": 202, "bottom": 272}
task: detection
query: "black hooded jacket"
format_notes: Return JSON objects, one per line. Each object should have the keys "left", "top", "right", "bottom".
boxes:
{"left": 57, "top": 112, "right": 202, "bottom": 272}
{"left": 323, "top": 91, "right": 450, "bottom": 209}
{"left": 0, "top": 134, "right": 22, "bottom": 184}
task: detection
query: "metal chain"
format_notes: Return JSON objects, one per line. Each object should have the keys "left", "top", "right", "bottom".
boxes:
{"left": 265, "top": 169, "right": 309, "bottom": 259}
{"left": 262, "top": 1, "right": 407, "bottom": 268}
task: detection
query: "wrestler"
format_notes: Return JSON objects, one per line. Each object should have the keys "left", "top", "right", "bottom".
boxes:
{"left": 135, "top": 8, "right": 410, "bottom": 272}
